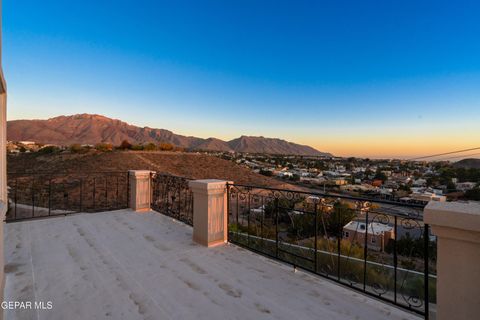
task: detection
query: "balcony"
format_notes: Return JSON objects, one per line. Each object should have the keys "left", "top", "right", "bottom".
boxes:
{"left": 4, "top": 209, "right": 420, "bottom": 320}
{"left": 5, "top": 170, "right": 479, "bottom": 320}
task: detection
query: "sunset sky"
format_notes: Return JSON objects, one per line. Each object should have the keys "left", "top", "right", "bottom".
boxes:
{"left": 3, "top": 1, "right": 480, "bottom": 159}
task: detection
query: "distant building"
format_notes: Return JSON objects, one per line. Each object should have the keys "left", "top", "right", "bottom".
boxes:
{"left": 455, "top": 182, "right": 477, "bottom": 192}
{"left": 381, "top": 170, "right": 392, "bottom": 177}
{"left": 340, "top": 184, "right": 376, "bottom": 192}
{"left": 278, "top": 171, "right": 293, "bottom": 178}
{"left": 412, "top": 178, "right": 427, "bottom": 187}
{"left": 342, "top": 221, "right": 394, "bottom": 252}
{"left": 250, "top": 205, "right": 266, "bottom": 215}
{"left": 300, "top": 177, "right": 326, "bottom": 184}
{"left": 328, "top": 178, "right": 348, "bottom": 186}
{"left": 19, "top": 141, "right": 36, "bottom": 145}
{"left": 410, "top": 192, "right": 446, "bottom": 202}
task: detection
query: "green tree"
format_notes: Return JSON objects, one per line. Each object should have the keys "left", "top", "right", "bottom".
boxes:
{"left": 439, "top": 167, "right": 456, "bottom": 185}
{"left": 38, "top": 145, "right": 60, "bottom": 154}
{"left": 465, "top": 188, "right": 480, "bottom": 201}
{"left": 374, "top": 169, "right": 388, "bottom": 182}
{"left": 325, "top": 202, "right": 356, "bottom": 235}
{"left": 118, "top": 140, "right": 132, "bottom": 150}
{"left": 259, "top": 169, "right": 273, "bottom": 177}
{"left": 264, "top": 198, "right": 298, "bottom": 223}
{"left": 287, "top": 214, "right": 315, "bottom": 238}
{"left": 289, "top": 174, "right": 301, "bottom": 182}
{"left": 446, "top": 181, "right": 456, "bottom": 192}
{"left": 364, "top": 169, "right": 373, "bottom": 178}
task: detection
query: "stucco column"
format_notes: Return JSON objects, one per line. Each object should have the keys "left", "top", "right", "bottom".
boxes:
{"left": 128, "top": 170, "right": 153, "bottom": 212}
{"left": 424, "top": 201, "right": 480, "bottom": 320}
{"left": 189, "top": 179, "right": 231, "bottom": 247}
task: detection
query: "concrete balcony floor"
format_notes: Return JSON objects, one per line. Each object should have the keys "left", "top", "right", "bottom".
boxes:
{"left": 4, "top": 209, "right": 419, "bottom": 320}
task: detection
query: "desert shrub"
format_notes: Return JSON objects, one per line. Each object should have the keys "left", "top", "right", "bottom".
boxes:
{"left": 131, "top": 144, "right": 144, "bottom": 151}
{"left": 259, "top": 169, "right": 273, "bottom": 176}
{"left": 95, "top": 143, "right": 113, "bottom": 152}
{"left": 38, "top": 145, "right": 60, "bottom": 154}
{"left": 289, "top": 174, "right": 301, "bottom": 181}
{"left": 143, "top": 143, "right": 157, "bottom": 151}
{"left": 158, "top": 142, "right": 174, "bottom": 151}
{"left": 69, "top": 144, "right": 87, "bottom": 153}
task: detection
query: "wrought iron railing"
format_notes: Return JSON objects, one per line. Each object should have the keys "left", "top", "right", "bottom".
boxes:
{"left": 6, "top": 172, "right": 129, "bottom": 222}
{"left": 151, "top": 173, "right": 193, "bottom": 226}
{"left": 227, "top": 183, "right": 436, "bottom": 319}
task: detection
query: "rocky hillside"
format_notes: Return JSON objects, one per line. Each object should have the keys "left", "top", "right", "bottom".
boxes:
{"left": 7, "top": 114, "right": 331, "bottom": 156}
{"left": 453, "top": 158, "right": 480, "bottom": 169}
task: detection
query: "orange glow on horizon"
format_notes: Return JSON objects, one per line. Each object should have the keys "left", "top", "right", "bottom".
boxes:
{"left": 305, "top": 134, "right": 480, "bottom": 159}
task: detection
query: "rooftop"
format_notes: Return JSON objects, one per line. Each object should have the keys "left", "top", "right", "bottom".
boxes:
{"left": 343, "top": 221, "right": 394, "bottom": 235}
{"left": 4, "top": 209, "right": 419, "bottom": 320}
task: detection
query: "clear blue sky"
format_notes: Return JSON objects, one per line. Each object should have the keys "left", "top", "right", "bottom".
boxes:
{"left": 4, "top": 0, "right": 480, "bottom": 157}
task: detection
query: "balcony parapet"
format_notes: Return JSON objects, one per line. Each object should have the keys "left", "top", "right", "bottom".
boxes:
{"left": 128, "top": 170, "right": 153, "bottom": 212}
{"left": 189, "top": 179, "right": 231, "bottom": 247}
{"left": 425, "top": 201, "right": 480, "bottom": 320}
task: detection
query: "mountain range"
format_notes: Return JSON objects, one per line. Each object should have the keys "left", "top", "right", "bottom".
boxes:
{"left": 7, "top": 114, "right": 331, "bottom": 156}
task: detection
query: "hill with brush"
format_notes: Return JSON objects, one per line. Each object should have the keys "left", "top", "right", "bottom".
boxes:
{"left": 7, "top": 150, "right": 297, "bottom": 189}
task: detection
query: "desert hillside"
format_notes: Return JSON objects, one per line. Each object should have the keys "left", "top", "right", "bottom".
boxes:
{"left": 453, "top": 158, "right": 480, "bottom": 169}
{"left": 7, "top": 151, "right": 294, "bottom": 188}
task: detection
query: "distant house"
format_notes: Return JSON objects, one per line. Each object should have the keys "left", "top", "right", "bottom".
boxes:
{"left": 340, "top": 184, "right": 376, "bottom": 192}
{"left": 278, "top": 171, "right": 293, "bottom": 178}
{"left": 328, "top": 178, "right": 348, "bottom": 186}
{"left": 383, "top": 180, "right": 398, "bottom": 189}
{"left": 381, "top": 170, "right": 392, "bottom": 177}
{"left": 342, "top": 220, "right": 394, "bottom": 252}
{"left": 300, "top": 177, "right": 326, "bottom": 184}
{"left": 455, "top": 182, "right": 477, "bottom": 192}
{"left": 19, "top": 141, "right": 36, "bottom": 146}
{"left": 412, "top": 178, "right": 427, "bottom": 187}
{"left": 410, "top": 192, "right": 446, "bottom": 202}
{"left": 306, "top": 196, "right": 321, "bottom": 203}
{"left": 378, "top": 187, "right": 393, "bottom": 196}
{"left": 250, "top": 205, "right": 266, "bottom": 215}
{"left": 323, "top": 170, "right": 339, "bottom": 177}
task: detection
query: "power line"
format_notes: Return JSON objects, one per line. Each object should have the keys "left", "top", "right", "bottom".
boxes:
{"left": 437, "top": 152, "right": 480, "bottom": 161}
{"left": 408, "top": 147, "right": 480, "bottom": 161}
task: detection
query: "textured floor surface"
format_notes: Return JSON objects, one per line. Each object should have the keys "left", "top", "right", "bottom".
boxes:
{"left": 4, "top": 210, "right": 419, "bottom": 320}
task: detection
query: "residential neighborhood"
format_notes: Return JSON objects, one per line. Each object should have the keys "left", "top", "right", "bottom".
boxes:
{"left": 215, "top": 152, "right": 480, "bottom": 203}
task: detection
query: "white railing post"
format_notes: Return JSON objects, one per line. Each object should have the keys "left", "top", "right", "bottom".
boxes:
{"left": 424, "top": 201, "right": 480, "bottom": 320}
{"left": 128, "top": 170, "right": 153, "bottom": 212}
{"left": 188, "top": 179, "right": 231, "bottom": 247}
